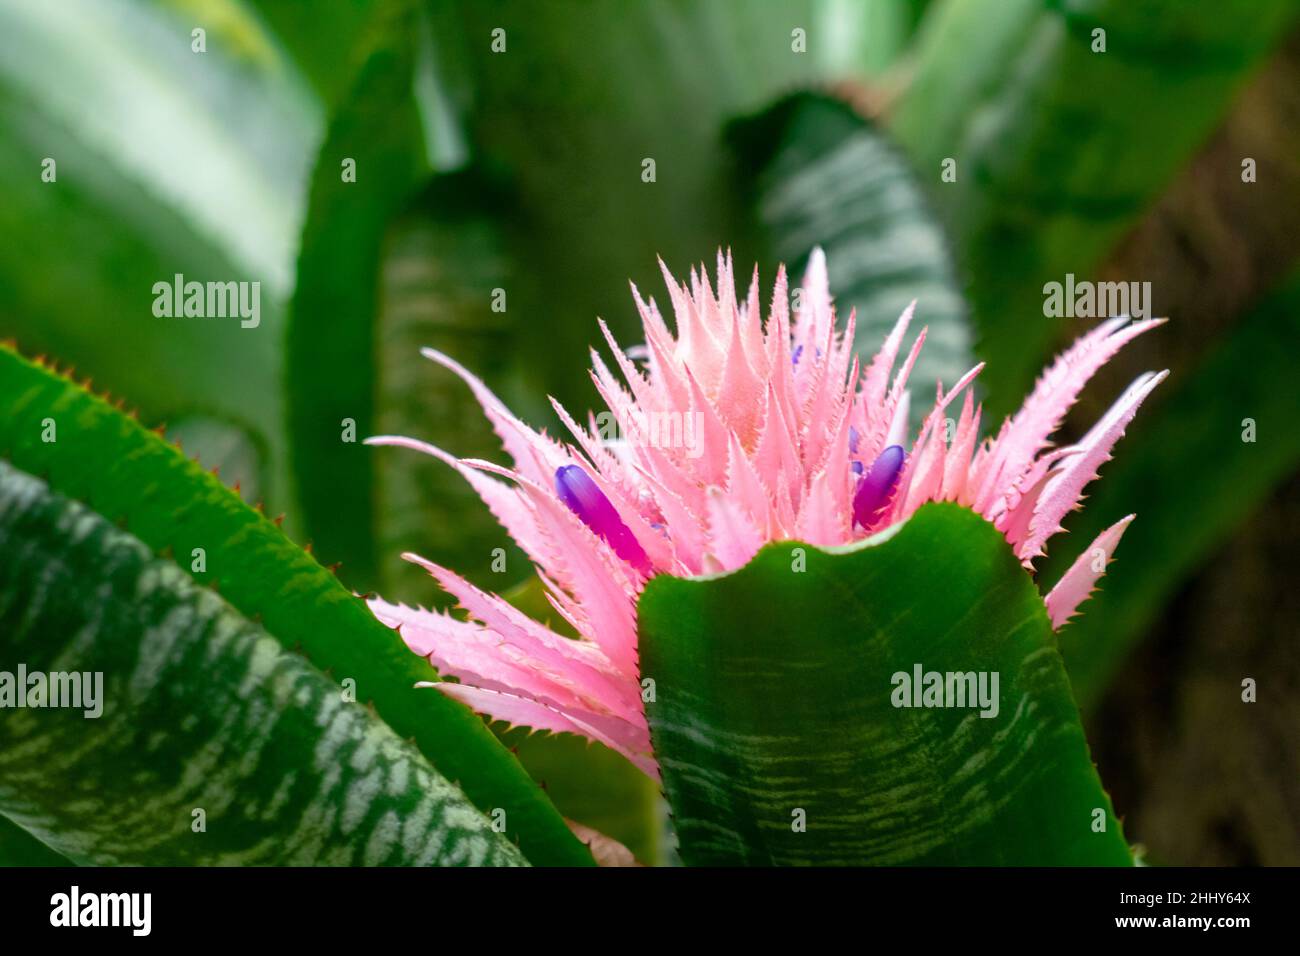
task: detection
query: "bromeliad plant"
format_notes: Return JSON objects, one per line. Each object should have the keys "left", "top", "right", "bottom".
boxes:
{"left": 0, "top": 247, "right": 1160, "bottom": 867}
{"left": 365, "top": 250, "right": 1165, "bottom": 784}
{"left": 0, "top": 0, "right": 1193, "bottom": 870}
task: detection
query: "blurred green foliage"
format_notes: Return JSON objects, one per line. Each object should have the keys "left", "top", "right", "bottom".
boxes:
{"left": 893, "top": 0, "right": 1300, "bottom": 413}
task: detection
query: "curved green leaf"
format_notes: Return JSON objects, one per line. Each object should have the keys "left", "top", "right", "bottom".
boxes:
{"left": 639, "top": 503, "right": 1131, "bottom": 866}
{"left": 0, "top": 462, "right": 525, "bottom": 866}
{"left": 891, "top": 0, "right": 1300, "bottom": 414}
{"left": 732, "top": 92, "right": 972, "bottom": 418}
{"left": 0, "top": 346, "right": 591, "bottom": 865}
{"left": 286, "top": 0, "right": 443, "bottom": 592}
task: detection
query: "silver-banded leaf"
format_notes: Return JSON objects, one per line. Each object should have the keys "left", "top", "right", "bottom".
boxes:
{"left": 639, "top": 503, "right": 1132, "bottom": 866}
{"left": 0, "top": 461, "right": 525, "bottom": 867}
{"left": 0, "top": 345, "right": 590, "bottom": 866}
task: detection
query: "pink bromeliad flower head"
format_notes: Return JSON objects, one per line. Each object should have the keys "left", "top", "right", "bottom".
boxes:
{"left": 367, "top": 250, "right": 1166, "bottom": 778}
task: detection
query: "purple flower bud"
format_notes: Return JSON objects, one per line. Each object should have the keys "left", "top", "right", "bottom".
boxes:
{"left": 555, "top": 465, "right": 651, "bottom": 575}
{"left": 852, "top": 445, "right": 905, "bottom": 530}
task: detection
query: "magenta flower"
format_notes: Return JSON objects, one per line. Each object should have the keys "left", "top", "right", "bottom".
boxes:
{"left": 366, "top": 251, "right": 1165, "bottom": 777}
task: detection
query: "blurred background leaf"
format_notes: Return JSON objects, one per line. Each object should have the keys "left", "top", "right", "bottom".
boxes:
{"left": 1033, "top": 30, "right": 1300, "bottom": 861}
{"left": 372, "top": 176, "right": 523, "bottom": 602}
{"left": 241, "top": 0, "right": 376, "bottom": 106}
{"left": 811, "top": 0, "right": 933, "bottom": 76}
{"left": 286, "top": 0, "right": 437, "bottom": 592}
{"left": 0, "top": 0, "right": 323, "bottom": 517}
{"left": 426, "top": 0, "right": 825, "bottom": 413}
{"left": 1044, "top": 272, "right": 1300, "bottom": 706}
{"left": 890, "top": 0, "right": 1300, "bottom": 415}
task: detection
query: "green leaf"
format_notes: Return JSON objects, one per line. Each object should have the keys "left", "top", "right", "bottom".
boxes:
{"left": 1043, "top": 271, "right": 1300, "bottom": 707}
{"left": 639, "top": 503, "right": 1132, "bottom": 866}
{"left": 0, "top": 813, "right": 69, "bottom": 866}
{"left": 890, "top": 0, "right": 1300, "bottom": 414}
{"left": 0, "top": 0, "right": 321, "bottom": 515}
{"left": 809, "top": 0, "right": 935, "bottom": 76}
{"left": 242, "top": 0, "right": 376, "bottom": 106}
{"left": 732, "top": 91, "right": 973, "bottom": 419}
{"left": 286, "top": 0, "right": 442, "bottom": 593}
{"left": 0, "top": 346, "right": 592, "bottom": 865}
{"left": 0, "top": 461, "right": 526, "bottom": 866}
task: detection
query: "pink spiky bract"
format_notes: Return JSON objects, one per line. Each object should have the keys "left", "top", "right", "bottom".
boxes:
{"left": 367, "top": 249, "right": 1165, "bottom": 777}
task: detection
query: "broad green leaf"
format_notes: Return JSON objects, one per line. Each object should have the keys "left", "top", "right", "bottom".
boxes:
{"left": 890, "top": 0, "right": 1300, "bottom": 414}
{"left": 0, "top": 346, "right": 592, "bottom": 865}
{"left": 639, "top": 503, "right": 1132, "bottom": 866}
{"left": 732, "top": 91, "right": 972, "bottom": 419}
{"left": 0, "top": 0, "right": 321, "bottom": 517}
{"left": 1043, "top": 272, "right": 1300, "bottom": 707}
{"left": 0, "top": 462, "right": 525, "bottom": 867}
